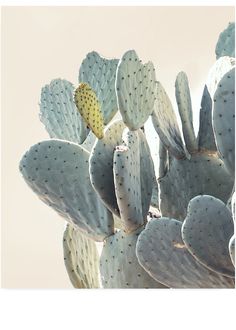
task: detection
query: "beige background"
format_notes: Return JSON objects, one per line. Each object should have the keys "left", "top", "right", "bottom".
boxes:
{"left": 1, "top": 6, "right": 234, "bottom": 288}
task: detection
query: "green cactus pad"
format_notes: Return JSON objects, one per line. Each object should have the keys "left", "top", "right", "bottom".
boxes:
{"left": 229, "top": 236, "right": 235, "bottom": 266}
{"left": 79, "top": 51, "right": 119, "bottom": 125}
{"left": 116, "top": 50, "right": 156, "bottom": 130}
{"left": 159, "top": 152, "right": 234, "bottom": 220}
{"left": 136, "top": 218, "right": 234, "bottom": 288}
{"left": 182, "top": 195, "right": 234, "bottom": 277}
{"left": 206, "top": 56, "right": 235, "bottom": 98}
{"left": 215, "top": 22, "right": 235, "bottom": 59}
{"left": 40, "top": 79, "right": 89, "bottom": 144}
{"left": 89, "top": 120, "right": 126, "bottom": 216}
{"left": 19, "top": 139, "right": 114, "bottom": 241}
{"left": 100, "top": 227, "right": 167, "bottom": 288}
{"left": 113, "top": 129, "right": 155, "bottom": 232}
{"left": 175, "top": 72, "right": 197, "bottom": 153}
{"left": 63, "top": 224, "right": 100, "bottom": 288}
{"left": 213, "top": 68, "right": 235, "bottom": 175}
{"left": 197, "top": 85, "right": 217, "bottom": 152}
{"left": 152, "top": 81, "right": 186, "bottom": 159}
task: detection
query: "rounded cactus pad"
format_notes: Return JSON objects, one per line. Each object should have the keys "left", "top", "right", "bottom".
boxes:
{"left": 19, "top": 139, "right": 114, "bottom": 241}
{"left": 116, "top": 50, "right": 156, "bottom": 130}
{"left": 63, "top": 224, "right": 100, "bottom": 288}
{"left": 159, "top": 152, "right": 234, "bottom": 220}
{"left": 213, "top": 68, "right": 235, "bottom": 175}
{"left": 74, "top": 83, "right": 104, "bottom": 139}
{"left": 136, "top": 218, "right": 234, "bottom": 288}
{"left": 182, "top": 195, "right": 234, "bottom": 277}
{"left": 40, "top": 79, "right": 89, "bottom": 144}
{"left": 79, "top": 51, "right": 119, "bottom": 124}
{"left": 215, "top": 22, "right": 235, "bottom": 59}
{"left": 100, "top": 227, "right": 167, "bottom": 288}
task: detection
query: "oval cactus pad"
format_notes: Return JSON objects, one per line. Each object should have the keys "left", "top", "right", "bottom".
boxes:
{"left": 74, "top": 83, "right": 104, "bottom": 139}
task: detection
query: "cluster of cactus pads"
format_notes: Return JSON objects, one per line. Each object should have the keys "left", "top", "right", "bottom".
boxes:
{"left": 19, "top": 22, "right": 235, "bottom": 288}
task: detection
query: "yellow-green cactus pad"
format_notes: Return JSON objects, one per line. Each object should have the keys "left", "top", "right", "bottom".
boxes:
{"left": 74, "top": 83, "right": 104, "bottom": 139}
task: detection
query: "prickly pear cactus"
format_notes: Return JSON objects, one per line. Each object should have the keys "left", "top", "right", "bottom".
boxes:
{"left": 19, "top": 23, "right": 235, "bottom": 289}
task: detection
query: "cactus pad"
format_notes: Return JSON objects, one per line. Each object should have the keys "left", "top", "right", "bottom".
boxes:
{"left": 100, "top": 227, "right": 167, "bottom": 288}
{"left": 213, "top": 68, "right": 235, "bottom": 175}
{"left": 63, "top": 224, "right": 100, "bottom": 288}
{"left": 19, "top": 139, "right": 114, "bottom": 241}
{"left": 182, "top": 195, "right": 234, "bottom": 277}
{"left": 40, "top": 79, "right": 89, "bottom": 144}
{"left": 159, "top": 152, "right": 234, "bottom": 220}
{"left": 175, "top": 72, "right": 197, "bottom": 153}
{"left": 215, "top": 22, "right": 235, "bottom": 59}
{"left": 79, "top": 51, "right": 119, "bottom": 124}
{"left": 113, "top": 129, "right": 154, "bottom": 232}
{"left": 74, "top": 83, "right": 104, "bottom": 139}
{"left": 116, "top": 50, "right": 156, "bottom": 130}
{"left": 152, "top": 81, "right": 186, "bottom": 159}
{"left": 136, "top": 218, "right": 234, "bottom": 288}
{"left": 89, "top": 120, "right": 126, "bottom": 216}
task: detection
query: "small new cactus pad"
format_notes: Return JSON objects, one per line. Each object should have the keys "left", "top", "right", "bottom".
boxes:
{"left": 229, "top": 236, "right": 235, "bottom": 266}
{"left": 100, "top": 227, "right": 167, "bottom": 288}
{"left": 116, "top": 50, "right": 156, "bottom": 130}
{"left": 152, "top": 82, "right": 186, "bottom": 159}
{"left": 40, "top": 79, "right": 89, "bottom": 144}
{"left": 79, "top": 51, "right": 119, "bottom": 124}
{"left": 89, "top": 120, "right": 126, "bottom": 216}
{"left": 136, "top": 218, "right": 234, "bottom": 288}
{"left": 74, "top": 83, "right": 104, "bottom": 139}
{"left": 197, "top": 85, "right": 217, "bottom": 152}
{"left": 175, "top": 72, "right": 197, "bottom": 153}
{"left": 19, "top": 140, "right": 114, "bottom": 241}
{"left": 213, "top": 68, "right": 235, "bottom": 175}
{"left": 215, "top": 22, "right": 235, "bottom": 59}
{"left": 159, "top": 153, "right": 234, "bottom": 220}
{"left": 182, "top": 195, "right": 234, "bottom": 277}
{"left": 113, "top": 129, "right": 154, "bottom": 232}
{"left": 63, "top": 224, "right": 100, "bottom": 288}
{"left": 206, "top": 56, "right": 235, "bottom": 98}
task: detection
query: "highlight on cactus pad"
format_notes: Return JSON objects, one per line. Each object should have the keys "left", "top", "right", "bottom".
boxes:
{"left": 19, "top": 22, "right": 235, "bottom": 289}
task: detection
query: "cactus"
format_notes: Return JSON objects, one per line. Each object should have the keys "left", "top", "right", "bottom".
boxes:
{"left": 136, "top": 218, "right": 234, "bottom": 288}
{"left": 116, "top": 50, "right": 156, "bottom": 130}
{"left": 19, "top": 23, "right": 235, "bottom": 289}
{"left": 182, "top": 195, "right": 234, "bottom": 277}
{"left": 229, "top": 236, "right": 235, "bottom": 266}
{"left": 213, "top": 67, "right": 235, "bottom": 175}
{"left": 63, "top": 224, "right": 100, "bottom": 288}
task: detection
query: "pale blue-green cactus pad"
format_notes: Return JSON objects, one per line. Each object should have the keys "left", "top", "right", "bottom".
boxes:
{"left": 19, "top": 139, "right": 114, "bottom": 241}
{"left": 215, "top": 22, "right": 235, "bottom": 59}
{"left": 213, "top": 68, "right": 235, "bottom": 175}
{"left": 229, "top": 236, "right": 235, "bottom": 266}
{"left": 182, "top": 195, "right": 234, "bottom": 277}
{"left": 63, "top": 224, "right": 100, "bottom": 288}
{"left": 152, "top": 81, "right": 185, "bottom": 159}
{"left": 136, "top": 218, "right": 234, "bottom": 288}
{"left": 100, "top": 227, "right": 167, "bottom": 288}
{"left": 40, "top": 79, "right": 89, "bottom": 144}
{"left": 79, "top": 51, "right": 119, "bottom": 125}
{"left": 116, "top": 50, "right": 156, "bottom": 130}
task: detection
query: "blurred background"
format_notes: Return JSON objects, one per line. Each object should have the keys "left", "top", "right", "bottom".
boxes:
{"left": 1, "top": 6, "right": 234, "bottom": 288}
